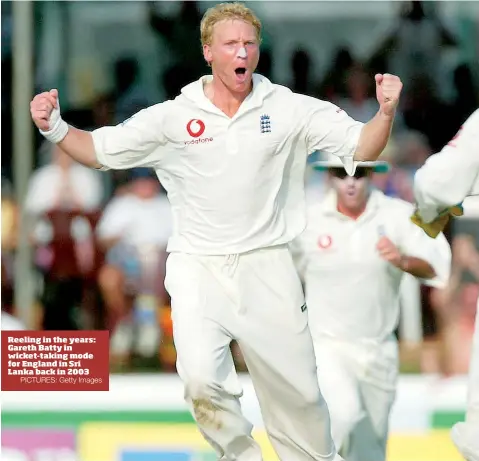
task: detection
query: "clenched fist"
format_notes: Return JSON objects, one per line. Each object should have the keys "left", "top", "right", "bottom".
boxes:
{"left": 375, "top": 73, "right": 403, "bottom": 118}
{"left": 30, "top": 89, "right": 68, "bottom": 143}
{"left": 30, "top": 89, "right": 59, "bottom": 131}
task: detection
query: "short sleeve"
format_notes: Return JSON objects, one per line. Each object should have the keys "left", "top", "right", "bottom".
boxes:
{"left": 92, "top": 102, "right": 170, "bottom": 170}
{"left": 414, "top": 109, "right": 479, "bottom": 222}
{"left": 298, "top": 94, "right": 364, "bottom": 175}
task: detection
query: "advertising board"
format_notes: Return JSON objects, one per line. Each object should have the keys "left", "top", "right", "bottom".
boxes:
{"left": 1, "top": 428, "right": 77, "bottom": 461}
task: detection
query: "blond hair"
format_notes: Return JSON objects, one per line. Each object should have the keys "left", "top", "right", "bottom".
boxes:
{"left": 200, "top": 2, "right": 262, "bottom": 47}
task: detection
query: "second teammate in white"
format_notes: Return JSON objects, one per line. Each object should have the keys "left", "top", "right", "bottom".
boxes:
{"left": 292, "top": 157, "right": 451, "bottom": 461}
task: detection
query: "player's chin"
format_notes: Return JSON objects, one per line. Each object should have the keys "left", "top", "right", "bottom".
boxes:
{"left": 344, "top": 196, "right": 361, "bottom": 208}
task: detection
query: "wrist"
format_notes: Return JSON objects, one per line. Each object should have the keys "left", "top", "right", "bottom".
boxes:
{"left": 378, "top": 107, "right": 396, "bottom": 121}
{"left": 40, "top": 118, "right": 69, "bottom": 144}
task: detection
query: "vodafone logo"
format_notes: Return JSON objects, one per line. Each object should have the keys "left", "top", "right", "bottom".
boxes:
{"left": 317, "top": 235, "right": 332, "bottom": 249}
{"left": 186, "top": 119, "right": 206, "bottom": 138}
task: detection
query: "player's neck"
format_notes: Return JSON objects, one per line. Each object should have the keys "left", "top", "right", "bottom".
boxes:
{"left": 204, "top": 76, "right": 252, "bottom": 118}
{"left": 337, "top": 202, "right": 366, "bottom": 220}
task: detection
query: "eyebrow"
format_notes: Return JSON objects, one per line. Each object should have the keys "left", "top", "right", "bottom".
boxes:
{"left": 222, "top": 37, "right": 257, "bottom": 43}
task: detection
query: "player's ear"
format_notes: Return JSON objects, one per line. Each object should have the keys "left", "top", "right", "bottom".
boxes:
{"left": 203, "top": 45, "right": 213, "bottom": 66}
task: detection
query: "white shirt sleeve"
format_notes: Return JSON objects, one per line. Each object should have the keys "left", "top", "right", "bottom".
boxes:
{"left": 396, "top": 202, "right": 452, "bottom": 288}
{"left": 414, "top": 109, "right": 479, "bottom": 222}
{"left": 92, "top": 102, "right": 170, "bottom": 170}
{"left": 298, "top": 95, "right": 365, "bottom": 175}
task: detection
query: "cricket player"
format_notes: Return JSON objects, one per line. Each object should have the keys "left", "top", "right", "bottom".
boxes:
{"left": 291, "top": 157, "right": 451, "bottom": 461}
{"left": 413, "top": 109, "right": 479, "bottom": 461}
{"left": 29, "top": 3, "right": 403, "bottom": 460}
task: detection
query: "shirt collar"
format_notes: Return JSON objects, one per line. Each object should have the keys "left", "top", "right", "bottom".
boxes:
{"left": 180, "top": 73, "right": 275, "bottom": 117}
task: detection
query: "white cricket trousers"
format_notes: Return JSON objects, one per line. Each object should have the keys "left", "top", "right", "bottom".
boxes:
{"left": 313, "top": 335, "right": 398, "bottom": 461}
{"left": 164, "top": 245, "right": 341, "bottom": 461}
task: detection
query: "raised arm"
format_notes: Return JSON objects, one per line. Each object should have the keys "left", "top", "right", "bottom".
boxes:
{"left": 301, "top": 73, "right": 402, "bottom": 176}
{"left": 354, "top": 74, "right": 403, "bottom": 162}
{"left": 30, "top": 89, "right": 167, "bottom": 171}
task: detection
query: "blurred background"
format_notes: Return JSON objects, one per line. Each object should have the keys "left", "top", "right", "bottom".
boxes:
{"left": 1, "top": 1, "right": 479, "bottom": 460}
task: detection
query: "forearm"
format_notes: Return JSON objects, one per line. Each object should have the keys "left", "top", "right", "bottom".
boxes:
{"left": 399, "top": 255, "right": 436, "bottom": 279}
{"left": 57, "top": 126, "right": 101, "bottom": 169}
{"left": 354, "top": 110, "right": 394, "bottom": 162}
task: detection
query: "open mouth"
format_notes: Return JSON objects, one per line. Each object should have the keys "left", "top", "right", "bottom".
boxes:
{"left": 234, "top": 67, "right": 248, "bottom": 82}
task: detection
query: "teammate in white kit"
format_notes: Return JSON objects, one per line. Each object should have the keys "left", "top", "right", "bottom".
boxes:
{"left": 29, "top": 3, "right": 403, "bottom": 460}
{"left": 413, "top": 109, "right": 479, "bottom": 461}
{"left": 291, "top": 157, "right": 451, "bottom": 461}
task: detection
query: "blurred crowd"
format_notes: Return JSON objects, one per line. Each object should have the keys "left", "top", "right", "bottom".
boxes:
{"left": 1, "top": 1, "right": 478, "bottom": 374}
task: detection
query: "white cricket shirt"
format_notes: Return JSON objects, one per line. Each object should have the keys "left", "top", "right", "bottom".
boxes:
{"left": 414, "top": 109, "right": 479, "bottom": 223}
{"left": 291, "top": 189, "right": 451, "bottom": 342}
{"left": 92, "top": 74, "right": 363, "bottom": 255}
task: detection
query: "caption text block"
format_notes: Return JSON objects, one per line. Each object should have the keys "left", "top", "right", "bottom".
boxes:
{"left": 1, "top": 330, "right": 109, "bottom": 391}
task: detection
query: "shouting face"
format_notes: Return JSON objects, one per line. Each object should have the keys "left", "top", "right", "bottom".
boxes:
{"left": 203, "top": 19, "right": 260, "bottom": 94}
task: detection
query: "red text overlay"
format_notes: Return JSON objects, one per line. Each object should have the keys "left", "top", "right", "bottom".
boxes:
{"left": 1, "top": 331, "right": 109, "bottom": 391}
